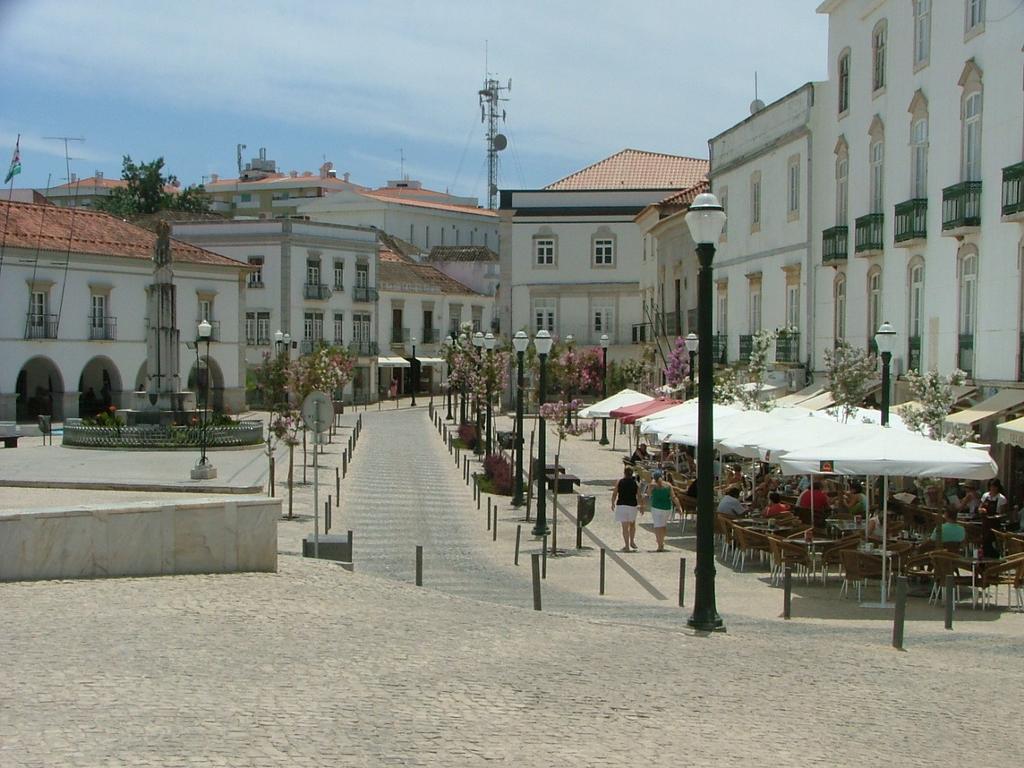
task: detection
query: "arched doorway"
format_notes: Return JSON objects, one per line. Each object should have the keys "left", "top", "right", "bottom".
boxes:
{"left": 187, "top": 355, "right": 225, "bottom": 412}
{"left": 134, "top": 361, "right": 148, "bottom": 392}
{"left": 15, "top": 356, "right": 64, "bottom": 422}
{"left": 78, "top": 356, "right": 123, "bottom": 418}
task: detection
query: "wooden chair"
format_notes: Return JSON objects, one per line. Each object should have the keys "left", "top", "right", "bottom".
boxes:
{"left": 839, "top": 550, "right": 883, "bottom": 600}
{"left": 820, "top": 535, "right": 862, "bottom": 584}
{"left": 993, "top": 530, "right": 1024, "bottom": 557}
{"left": 975, "top": 554, "right": 1024, "bottom": 610}
{"left": 926, "top": 552, "right": 972, "bottom": 606}
{"left": 767, "top": 536, "right": 815, "bottom": 585}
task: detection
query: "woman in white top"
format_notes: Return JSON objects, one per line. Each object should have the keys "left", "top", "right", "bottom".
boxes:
{"left": 980, "top": 479, "right": 1008, "bottom": 516}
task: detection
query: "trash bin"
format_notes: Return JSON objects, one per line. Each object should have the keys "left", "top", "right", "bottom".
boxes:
{"left": 37, "top": 415, "right": 51, "bottom": 435}
{"left": 577, "top": 494, "right": 596, "bottom": 527}
{"left": 497, "top": 430, "right": 514, "bottom": 449}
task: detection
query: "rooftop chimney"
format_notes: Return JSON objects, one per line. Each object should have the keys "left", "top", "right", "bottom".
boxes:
{"left": 289, "top": 170, "right": 298, "bottom": 178}
{"left": 320, "top": 161, "right": 334, "bottom": 179}
{"left": 343, "top": 172, "right": 350, "bottom": 182}
{"left": 95, "top": 170, "right": 103, "bottom": 180}
{"left": 210, "top": 173, "right": 219, "bottom": 183}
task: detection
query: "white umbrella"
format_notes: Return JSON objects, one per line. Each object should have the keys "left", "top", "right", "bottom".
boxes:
{"left": 639, "top": 402, "right": 741, "bottom": 442}
{"left": 577, "top": 388, "right": 652, "bottom": 418}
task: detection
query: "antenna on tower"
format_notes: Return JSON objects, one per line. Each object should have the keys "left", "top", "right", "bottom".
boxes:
{"left": 237, "top": 143, "right": 247, "bottom": 175}
{"left": 749, "top": 71, "right": 765, "bottom": 115}
{"left": 399, "top": 148, "right": 406, "bottom": 180}
{"left": 478, "top": 63, "right": 511, "bottom": 210}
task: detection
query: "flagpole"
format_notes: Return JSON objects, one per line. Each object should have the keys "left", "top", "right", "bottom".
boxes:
{"left": 0, "top": 134, "right": 21, "bottom": 286}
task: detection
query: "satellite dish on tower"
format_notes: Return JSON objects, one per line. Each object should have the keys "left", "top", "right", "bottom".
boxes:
{"left": 492, "top": 134, "right": 507, "bottom": 151}
{"left": 750, "top": 99, "right": 766, "bottom": 114}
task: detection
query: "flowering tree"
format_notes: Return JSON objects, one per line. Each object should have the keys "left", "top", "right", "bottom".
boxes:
{"left": 665, "top": 337, "right": 691, "bottom": 390}
{"left": 252, "top": 348, "right": 291, "bottom": 497}
{"left": 742, "top": 330, "right": 776, "bottom": 411}
{"left": 286, "top": 343, "right": 355, "bottom": 482}
{"left": 825, "top": 340, "right": 879, "bottom": 422}
{"left": 898, "top": 368, "right": 971, "bottom": 445}
{"left": 271, "top": 410, "right": 302, "bottom": 519}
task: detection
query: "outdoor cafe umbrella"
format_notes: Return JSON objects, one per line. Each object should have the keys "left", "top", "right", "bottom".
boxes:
{"left": 577, "top": 388, "right": 652, "bottom": 418}
{"left": 610, "top": 398, "right": 681, "bottom": 424}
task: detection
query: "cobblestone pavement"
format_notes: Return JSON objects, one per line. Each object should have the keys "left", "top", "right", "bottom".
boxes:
{"left": 3, "top": 402, "right": 1023, "bottom": 765}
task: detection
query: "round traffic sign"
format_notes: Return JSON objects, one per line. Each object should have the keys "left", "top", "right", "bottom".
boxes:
{"left": 301, "top": 391, "right": 333, "bottom": 433}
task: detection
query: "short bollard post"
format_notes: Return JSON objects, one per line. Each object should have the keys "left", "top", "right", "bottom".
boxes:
{"left": 473, "top": 479, "right": 478, "bottom": 501}
{"left": 575, "top": 518, "right": 582, "bottom": 550}
{"left": 492, "top": 506, "right": 497, "bottom": 542}
{"left": 335, "top": 467, "right": 340, "bottom": 502}
{"left": 542, "top": 535, "right": 548, "bottom": 579}
{"left": 678, "top": 557, "right": 686, "bottom": 608}
{"left": 892, "top": 576, "right": 908, "bottom": 650}
{"left": 348, "top": 529, "right": 354, "bottom": 571}
{"left": 325, "top": 499, "right": 331, "bottom": 533}
{"left": 415, "top": 545, "right": 423, "bottom": 587}
{"left": 514, "top": 524, "right": 522, "bottom": 565}
{"left": 342, "top": 451, "right": 347, "bottom": 478}
{"left": 599, "top": 548, "right": 606, "bottom": 595}
{"left": 486, "top": 497, "right": 492, "bottom": 530}
{"left": 269, "top": 456, "right": 275, "bottom": 498}
{"left": 783, "top": 566, "right": 793, "bottom": 620}
{"left": 944, "top": 575, "right": 955, "bottom": 630}
{"left": 531, "top": 554, "right": 542, "bottom": 611}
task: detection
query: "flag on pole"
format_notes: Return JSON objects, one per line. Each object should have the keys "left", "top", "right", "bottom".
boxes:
{"left": 5, "top": 137, "right": 21, "bottom": 184}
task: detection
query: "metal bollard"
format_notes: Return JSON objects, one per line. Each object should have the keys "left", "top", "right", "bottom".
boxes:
{"left": 678, "top": 557, "right": 686, "bottom": 608}
{"left": 531, "top": 554, "right": 542, "bottom": 611}
{"left": 783, "top": 567, "right": 793, "bottom": 620}
{"left": 492, "top": 506, "right": 497, "bottom": 542}
{"left": 325, "top": 499, "right": 331, "bottom": 533}
{"left": 342, "top": 451, "right": 347, "bottom": 478}
{"left": 335, "top": 467, "right": 340, "bottom": 503}
{"left": 415, "top": 545, "right": 423, "bottom": 587}
{"left": 487, "top": 497, "right": 492, "bottom": 530}
{"left": 892, "top": 576, "right": 908, "bottom": 649}
{"left": 599, "top": 548, "right": 606, "bottom": 595}
{"left": 944, "top": 574, "right": 955, "bottom": 630}
{"left": 542, "top": 535, "right": 548, "bottom": 579}
{"left": 514, "top": 524, "right": 522, "bottom": 565}
{"left": 576, "top": 517, "right": 582, "bottom": 550}
{"left": 476, "top": 487, "right": 481, "bottom": 511}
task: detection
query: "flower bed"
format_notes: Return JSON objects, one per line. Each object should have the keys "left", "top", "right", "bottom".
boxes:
{"left": 62, "top": 420, "right": 264, "bottom": 450}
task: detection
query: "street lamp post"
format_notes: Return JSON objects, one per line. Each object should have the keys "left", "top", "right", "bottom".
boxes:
{"left": 875, "top": 321, "right": 896, "bottom": 427}
{"left": 684, "top": 192, "right": 727, "bottom": 632}
{"left": 599, "top": 333, "right": 610, "bottom": 445}
{"left": 444, "top": 335, "right": 454, "bottom": 420}
{"left": 532, "top": 330, "right": 553, "bottom": 536}
{"left": 190, "top": 319, "right": 217, "bottom": 480}
{"left": 410, "top": 336, "right": 418, "bottom": 407}
{"left": 458, "top": 333, "right": 468, "bottom": 424}
{"left": 512, "top": 330, "right": 529, "bottom": 507}
{"left": 473, "top": 331, "right": 484, "bottom": 454}
{"left": 685, "top": 332, "right": 699, "bottom": 400}
{"left": 564, "top": 333, "right": 575, "bottom": 427}
{"left": 484, "top": 332, "right": 495, "bottom": 455}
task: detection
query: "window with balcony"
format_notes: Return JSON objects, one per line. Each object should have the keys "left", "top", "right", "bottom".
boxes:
{"left": 962, "top": 91, "right": 982, "bottom": 182}
{"left": 306, "top": 258, "right": 321, "bottom": 286}
{"left": 245, "top": 311, "right": 270, "bottom": 345}
{"left": 247, "top": 256, "right": 264, "bottom": 287}
{"left": 833, "top": 273, "right": 847, "bottom": 342}
{"left": 835, "top": 140, "right": 849, "bottom": 225}
{"left": 334, "top": 259, "right": 344, "bottom": 290}
{"left": 869, "top": 138, "right": 884, "bottom": 214}
{"left": 908, "top": 260, "right": 924, "bottom": 371}
{"left": 958, "top": 248, "right": 978, "bottom": 375}
{"left": 533, "top": 298, "right": 556, "bottom": 333}
{"left": 871, "top": 20, "right": 887, "bottom": 93}
{"left": 838, "top": 49, "right": 851, "bottom": 115}
{"left": 27, "top": 289, "right": 56, "bottom": 339}
{"left": 199, "top": 298, "right": 212, "bottom": 324}
{"left": 351, "top": 312, "right": 372, "bottom": 355}
{"left": 472, "top": 306, "right": 483, "bottom": 332}
{"left": 913, "top": 0, "right": 931, "bottom": 68}
{"left": 911, "top": 116, "right": 928, "bottom": 199}
{"left": 334, "top": 312, "right": 344, "bottom": 344}
{"left": 304, "top": 311, "right": 324, "bottom": 343}
{"left": 867, "top": 267, "right": 882, "bottom": 345}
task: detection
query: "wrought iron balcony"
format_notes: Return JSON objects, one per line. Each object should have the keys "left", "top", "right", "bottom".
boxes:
{"left": 775, "top": 332, "right": 800, "bottom": 364}
{"left": 88, "top": 315, "right": 117, "bottom": 341}
{"left": 957, "top": 334, "right": 974, "bottom": 378}
{"left": 822, "top": 226, "right": 848, "bottom": 266}
{"left": 422, "top": 328, "right": 440, "bottom": 344}
{"left": 348, "top": 340, "right": 378, "bottom": 356}
{"left": 391, "top": 327, "right": 410, "bottom": 345}
{"left": 1002, "top": 162, "right": 1024, "bottom": 220}
{"left": 25, "top": 313, "right": 58, "bottom": 339}
{"left": 299, "top": 339, "right": 317, "bottom": 355}
{"left": 711, "top": 334, "right": 728, "bottom": 365}
{"left": 631, "top": 323, "right": 650, "bottom": 344}
{"left": 908, "top": 335, "right": 922, "bottom": 373}
{"left": 854, "top": 213, "right": 884, "bottom": 254}
{"left": 894, "top": 199, "right": 927, "bottom": 246}
{"left": 739, "top": 334, "right": 753, "bottom": 363}
{"left": 304, "top": 283, "right": 332, "bottom": 301}
{"left": 353, "top": 286, "right": 379, "bottom": 302}
{"left": 942, "top": 181, "right": 982, "bottom": 233}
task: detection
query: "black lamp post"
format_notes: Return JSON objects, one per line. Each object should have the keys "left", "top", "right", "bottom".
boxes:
{"left": 189, "top": 319, "right": 217, "bottom": 480}
{"left": 875, "top": 321, "right": 896, "bottom": 427}
{"left": 458, "top": 333, "right": 468, "bottom": 424}
{"left": 686, "top": 332, "right": 699, "bottom": 400}
{"left": 684, "top": 192, "right": 727, "bottom": 633}
{"left": 564, "top": 333, "right": 575, "bottom": 427}
{"left": 484, "top": 331, "right": 495, "bottom": 455}
{"left": 512, "top": 330, "right": 528, "bottom": 507}
{"left": 473, "top": 330, "right": 484, "bottom": 454}
{"left": 532, "top": 329, "right": 553, "bottom": 536}
{"left": 409, "top": 335, "right": 418, "bottom": 407}
{"left": 444, "top": 335, "right": 454, "bottom": 420}
{"left": 599, "top": 333, "right": 610, "bottom": 445}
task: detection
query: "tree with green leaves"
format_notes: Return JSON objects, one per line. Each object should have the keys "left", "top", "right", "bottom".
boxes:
{"left": 898, "top": 368, "right": 971, "bottom": 445}
{"left": 95, "top": 155, "right": 208, "bottom": 217}
{"left": 825, "top": 340, "right": 879, "bottom": 422}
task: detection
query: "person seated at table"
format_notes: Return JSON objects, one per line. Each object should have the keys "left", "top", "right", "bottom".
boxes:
{"left": 752, "top": 475, "right": 777, "bottom": 510}
{"left": 629, "top": 443, "right": 651, "bottom": 465}
{"left": 929, "top": 508, "right": 966, "bottom": 545}
{"left": 844, "top": 481, "right": 867, "bottom": 519}
{"left": 763, "top": 492, "right": 791, "bottom": 518}
{"left": 798, "top": 481, "right": 831, "bottom": 512}
{"left": 865, "top": 510, "right": 887, "bottom": 541}
{"left": 956, "top": 481, "right": 981, "bottom": 519}
{"left": 716, "top": 486, "right": 746, "bottom": 518}
{"left": 684, "top": 478, "right": 698, "bottom": 501}
{"left": 725, "top": 464, "right": 744, "bottom": 488}
{"left": 681, "top": 446, "right": 697, "bottom": 476}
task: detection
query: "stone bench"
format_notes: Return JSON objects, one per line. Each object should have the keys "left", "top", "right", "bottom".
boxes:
{"left": 0, "top": 496, "right": 279, "bottom": 582}
{"left": 0, "top": 421, "right": 20, "bottom": 448}
{"left": 546, "top": 473, "right": 581, "bottom": 494}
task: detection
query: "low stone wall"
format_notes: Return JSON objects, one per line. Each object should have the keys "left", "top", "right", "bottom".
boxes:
{"left": 62, "top": 420, "right": 264, "bottom": 449}
{"left": 0, "top": 497, "right": 279, "bottom": 582}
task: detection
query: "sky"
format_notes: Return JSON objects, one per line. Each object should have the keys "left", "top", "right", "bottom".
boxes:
{"left": 0, "top": 0, "right": 827, "bottom": 201}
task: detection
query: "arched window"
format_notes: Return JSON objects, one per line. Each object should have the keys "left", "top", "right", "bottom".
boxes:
{"left": 834, "top": 273, "right": 847, "bottom": 342}
{"left": 957, "top": 247, "right": 978, "bottom": 375}
{"left": 908, "top": 260, "right": 925, "bottom": 371}
{"left": 867, "top": 267, "right": 882, "bottom": 342}
{"left": 835, "top": 137, "right": 849, "bottom": 225}
{"left": 838, "top": 49, "right": 851, "bottom": 115}
{"left": 911, "top": 119, "right": 928, "bottom": 198}
{"left": 869, "top": 140, "right": 884, "bottom": 213}
{"left": 872, "top": 20, "right": 887, "bottom": 92}
{"left": 963, "top": 91, "right": 983, "bottom": 181}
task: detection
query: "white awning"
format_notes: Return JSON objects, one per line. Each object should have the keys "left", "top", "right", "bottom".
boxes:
{"left": 996, "top": 415, "right": 1024, "bottom": 448}
{"left": 795, "top": 391, "right": 836, "bottom": 411}
{"left": 377, "top": 356, "right": 411, "bottom": 368}
{"left": 416, "top": 357, "right": 446, "bottom": 366}
{"left": 946, "top": 389, "right": 1024, "bottom": 426}
{"left": 772, "top": 384, "right": 827, "bottom": 407}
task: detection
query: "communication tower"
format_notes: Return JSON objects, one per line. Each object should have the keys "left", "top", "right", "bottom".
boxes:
{"left": 478, "top": 75, "right": 510, "bottom": 210}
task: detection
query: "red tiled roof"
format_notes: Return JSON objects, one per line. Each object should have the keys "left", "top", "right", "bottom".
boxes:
{"left": 47, "top": 176, "right": 127, "bottom": 191}
{"left": 378, "top": 246, "right": 480, "bottom": 295}
{"left": 657, "top": 179, "right": 710, "bottom": 207}
{"left": 0, "top": 201, "right": 247, "bottom": 269}
{"left": 544, "top": 149, "right": 708, "bottom": 191}
{"left": 360, "top": 191, "right": 497, "bottom": 217}
{"left": 427, "top": 246, "right": 498, "bottom": 263}
{"left": 205, "top": 174, "right": 363, "bottom": 191}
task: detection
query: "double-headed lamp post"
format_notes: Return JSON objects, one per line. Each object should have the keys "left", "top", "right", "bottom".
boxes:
{"left": 685, "top": 332, "right": 699, "bottom": 399}
{"left": 444, "top": 335, "right": 455, "bottom": 420}
{"left": 190, "top": 319, "right": 216, "bottom": 479}
{"left": 409, "top": 335, "right": 418, "bottom": 407}
{"left": 473, "top": 331, "right": 484, "bottom": 454}
{"left": 512, "top": 330, "right": 529, "bottom": 507}
{"left": 875, "top": 321, "right": 896, "bottom": 427}
{"left": 563, "top": 334, "right": 575, "bottom": 427}
{"left": 684, "top": 192, "right": 727, "bottom": 633}
{"left": 458, "top": 333, "right": 468, "bottom": 424}
{"left": 532, "top": 329, "right": 553, "bottom": 536}
{"left": 599, "top": 333, "right": 610, "bottom": 445}
{"left": 484, "top": 332, "right": 496, "bottom": 455}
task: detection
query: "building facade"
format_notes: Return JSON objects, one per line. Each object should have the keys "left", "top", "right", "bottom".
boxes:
{"left": 0, "top": 202, "right": 249, "bottom": 421}
{"left": 499, "top": 149, "right": 708, "bottom": 358}
{"left": 426, "top": 246, "right": 500, "bottom": 299}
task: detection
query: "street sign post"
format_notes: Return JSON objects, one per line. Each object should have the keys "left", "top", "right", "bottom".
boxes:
{"left": 301, "top": 391, "right": 333, "bottom": 558}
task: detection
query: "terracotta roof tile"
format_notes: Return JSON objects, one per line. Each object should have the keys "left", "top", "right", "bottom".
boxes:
{"left": 0, "top": 201, "right": 247, "bottom": 270}
{"left": 544, "top": 149, "right": 708, "bottom": 191}
{"left": 47, "top": 176, "right": 127, "bottom": 191}
{"left": 427, "top": 246, "right": 498, "bottom": 263}
{"left": 378, "top": 246, "right": 480, "bottom": 295}
{"left": 657, "top": 179, "right": 711, "bottom": 207}
{"left": 360, "top": 191, "right": 497, "bottom": 217}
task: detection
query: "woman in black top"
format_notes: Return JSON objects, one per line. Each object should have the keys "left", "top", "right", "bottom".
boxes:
{"left": 611, "top": 466, "right": 642, "bottom": 551}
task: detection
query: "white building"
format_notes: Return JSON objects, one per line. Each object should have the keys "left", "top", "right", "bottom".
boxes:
{"left": 708, "top": 83, "right": 815, "bottom": 370}
{"left": 300, "top": 180, "right": 500, "bottom": 253}
{"left": 0, "top": 201, "right": 249, "bottom": 421}
{"left": 426, "top": 246, "right": 500, "bottom": 299}
{"left": 172, "top": 219, "right": 381, "bottom": 403}
{"left": 498, "top": 149, "right": 708, "bottom": 356}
